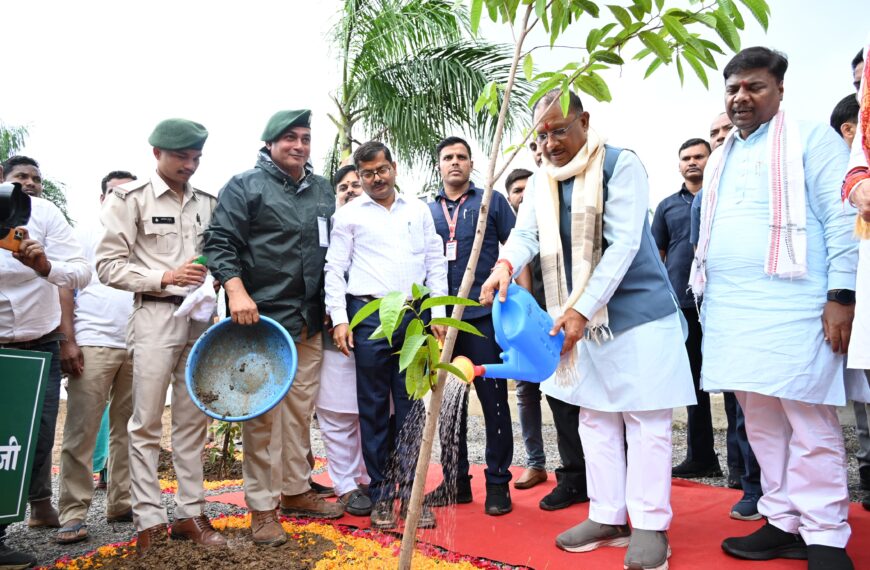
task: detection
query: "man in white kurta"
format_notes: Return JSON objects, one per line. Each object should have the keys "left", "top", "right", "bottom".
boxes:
{"left": 695, "top": 47, "right": 864, "bottom": 570}
{"left": 482, "top": 89, "right": 694, "bottom": 570}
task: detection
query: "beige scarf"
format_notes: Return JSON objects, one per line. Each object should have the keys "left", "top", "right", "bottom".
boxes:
{"left": 534, "top": 128, "right": 609, "bottom": 385}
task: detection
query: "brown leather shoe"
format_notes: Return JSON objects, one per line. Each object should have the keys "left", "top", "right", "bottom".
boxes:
{"left": 170, "top": 515, "right": 226, "bottom": 547}
{"left": 136, "top": 523, "right": 168, "bottom": 556}
{"left": 250, "top": 510, "right": 287, "bottom": 546}
{"left": 513, "top": 467, "right": 548, "bottom": 490}
{"left": 279, "top": 490, "right": 344, "bottom": 519}
{"left": 27, "top": 498, "right": 60, "bottom": 528}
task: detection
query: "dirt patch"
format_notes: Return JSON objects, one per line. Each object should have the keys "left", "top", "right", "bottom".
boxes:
{"left": 93, "top": 528, "right": 336, "bottom": 569}
{"left": 198, "top": 390, "right": 219, "bottom": 405}
{"left": 158, "top": 448, "right": 243, "bottom": 482}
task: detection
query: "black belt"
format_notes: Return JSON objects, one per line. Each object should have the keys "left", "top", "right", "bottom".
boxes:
{"left": 141, "top": 294, "right": 185, "bottom": 306}
{"left": 0, "top": 331, "right": 66, "bottom": 350}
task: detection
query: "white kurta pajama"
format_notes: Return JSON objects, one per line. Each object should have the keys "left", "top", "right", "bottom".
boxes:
{"left": 315, "top": 339, "right": 369, "bottom": 496}
{"left": 502, "top": 150, "right": 694, "bottom": 531}
{"left": 699, "top": 119, "right": 859, "bottom": 548}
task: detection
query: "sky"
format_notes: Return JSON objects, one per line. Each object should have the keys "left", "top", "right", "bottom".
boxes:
{"left": 2, "top": 0, "right": 866, "bottom": 228}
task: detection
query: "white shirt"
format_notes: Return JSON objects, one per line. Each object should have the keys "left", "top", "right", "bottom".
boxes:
{"left": 73, "top": 224, "right": 133, "bottom": 349}
{"left": 325, "top": 192, "right": 448, "bottom": 325}
{"left": 0, "top": 197, "right": 91, "bottom": 343}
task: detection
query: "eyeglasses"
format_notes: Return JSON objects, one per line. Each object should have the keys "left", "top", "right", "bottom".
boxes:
{"left": 535, "top": 116, "right": 579, "bottom": 144}
{"left": 359, "top": 164, "right": 392, "bottom": 181}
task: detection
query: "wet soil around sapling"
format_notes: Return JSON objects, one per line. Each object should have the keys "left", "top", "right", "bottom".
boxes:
{"left": 94, "top": 528, "right": 337, "bottom": 569}
{"left": 158, "top": 447, "right": 243, "bottom": 481}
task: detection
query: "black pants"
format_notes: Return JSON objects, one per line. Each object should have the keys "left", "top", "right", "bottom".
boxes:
{"left": 349, "top": 296, "right": 425, "bottom": 503}
{"left": 546, "top": 395, "right": 587, "bottom": 493}
{"left": 682, "top": 307, "right": 716, "bottom": 464}
{"left": 438, "top": 315, "right": 513, "bottom": 485}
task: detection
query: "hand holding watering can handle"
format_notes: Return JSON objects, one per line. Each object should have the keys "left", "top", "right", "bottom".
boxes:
{"left": 479, "top": 259, "right": 513, "bottom": 306}
{"left": 551, "top": 308, "right": 588, "bottom": 356}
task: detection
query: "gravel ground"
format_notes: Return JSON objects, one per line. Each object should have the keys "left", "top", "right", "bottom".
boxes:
{"left": 4, "top": 405, "right": 866, "bottom": 567}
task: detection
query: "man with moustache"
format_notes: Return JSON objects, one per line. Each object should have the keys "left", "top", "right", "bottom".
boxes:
{"left": 693, "top": 47, "right": 864, "bottom": 569}
{"left": 482, "top": 89, "right": 695, "bottom": 569}
{"left": 204, "top": 110, "right": 342, "bottom": 546}
{"left": 97, "top": 119, "right": 224, "bottom": 554}
{"left": 425, "top": 137, "right": 515, "bottom": 515}
{"left": 326, "top": 141, "right": 447, "bottom": 530}
{"left": 56, "top": 171, "right": 138, "bottom": 546}
{"left": 0, "top": 160, "right": 90, "bottom": 568}
{"left": 652, "top": 139, "right": 722, "bottom": 484}
{"left": 314, "top": 164, "right": 372, "bottom": 518}
{"left": 709, "top": 113, "right": 733, "bottom": 151}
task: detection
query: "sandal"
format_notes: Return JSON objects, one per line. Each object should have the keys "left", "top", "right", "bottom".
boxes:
{"left": 56, "top": 520, "right": 88, "bottom": 544}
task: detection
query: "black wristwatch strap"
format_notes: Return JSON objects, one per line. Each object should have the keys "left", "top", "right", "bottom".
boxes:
{"left": 827, "top": 289, "right": 856, "bottom": 305}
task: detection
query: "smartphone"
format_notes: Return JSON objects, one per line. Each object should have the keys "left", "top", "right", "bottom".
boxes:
{"left": 0, "top": 227, "right": 25, "bottom": 252}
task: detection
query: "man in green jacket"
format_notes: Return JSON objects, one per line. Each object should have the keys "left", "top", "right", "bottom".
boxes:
{"left": 204, "top": 109, "right": 341, "bottom": 547}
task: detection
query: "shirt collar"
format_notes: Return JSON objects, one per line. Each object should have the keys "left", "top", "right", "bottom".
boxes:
{"left": 151, "top": 172, "right": 195, "bottom": 200}
{"left": 736, "top": 120, "right": 771, "bottom": 143}
{"left": 357, "top": 189, "right": 407, "bottom": 208}
{"left": 436, "top": 183, "right": 478, "bottom": 202}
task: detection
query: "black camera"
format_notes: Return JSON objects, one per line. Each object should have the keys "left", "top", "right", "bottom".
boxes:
{"left": 0, "top": 182, "right": 31, "bottom": 252}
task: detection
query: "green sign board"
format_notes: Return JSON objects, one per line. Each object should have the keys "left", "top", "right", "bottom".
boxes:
{"left": 0, "top": 349, "right": 49, "bottom": 524}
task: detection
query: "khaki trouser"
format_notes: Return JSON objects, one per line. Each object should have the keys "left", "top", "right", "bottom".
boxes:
{"left": 242, "top": 329, "right": 322, "bottom": 511}
{"left": 129, "top": 301, "right": 208, "bottom": 530}
{"left": 58, "top": 346, "right": 134, "bottom": 523}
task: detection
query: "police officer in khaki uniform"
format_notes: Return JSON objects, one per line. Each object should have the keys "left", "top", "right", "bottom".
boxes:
{"left": 96, "top": 119, "right": 225, "bottom": 553}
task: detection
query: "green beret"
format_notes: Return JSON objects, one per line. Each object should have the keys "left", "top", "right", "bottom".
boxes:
{"left": 148, "top": 118, "right": 208, "bottom": 151}
{"left": 261, "top": 110, "right": 311, "bottom": 142}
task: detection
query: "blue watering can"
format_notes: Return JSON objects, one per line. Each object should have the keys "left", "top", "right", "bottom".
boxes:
{"left": 453, "top": 284, "right": 564, "bottom": 383}
{"left": 186, "top": 316, "right": 298, "bottom": 421}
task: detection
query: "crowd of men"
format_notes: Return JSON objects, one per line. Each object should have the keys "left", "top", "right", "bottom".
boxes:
{"left": 0, "top": 43, "right": 868, "bottom": 570}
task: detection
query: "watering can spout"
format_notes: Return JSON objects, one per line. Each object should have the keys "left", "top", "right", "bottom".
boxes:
{"left": 476, "top": 284, "right": 564, "bottom": 383}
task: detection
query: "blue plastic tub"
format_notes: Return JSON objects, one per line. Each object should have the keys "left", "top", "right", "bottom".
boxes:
{"left": 185, "top": 316, "right": 297, "bottom": 422}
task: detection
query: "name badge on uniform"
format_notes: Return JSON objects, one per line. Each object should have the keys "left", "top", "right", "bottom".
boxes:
{"left": 318, "top": 216, "right": 329, "bottom": 247}
{"left": 152, "top": 216, "right": 175, "bottom": 224}
{"left": 445, "top": 240, "right": 458, "bottom": 261}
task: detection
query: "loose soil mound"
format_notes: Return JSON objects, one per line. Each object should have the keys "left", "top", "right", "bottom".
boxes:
{"left": 157, "top": 448, "right": 243, "bottom": 482}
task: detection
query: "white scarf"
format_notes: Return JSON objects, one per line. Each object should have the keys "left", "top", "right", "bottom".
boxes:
{"left": 690, "top": 110, "right": 806, "bottom": 297}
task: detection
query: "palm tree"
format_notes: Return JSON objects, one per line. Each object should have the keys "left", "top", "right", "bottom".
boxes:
{"left": 326, "top": 0, "right": 532, "bottom": 176}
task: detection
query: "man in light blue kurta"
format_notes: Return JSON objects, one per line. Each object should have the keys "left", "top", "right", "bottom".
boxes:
{"left": 695, "top": 47, "right": 861, "bottom": 570}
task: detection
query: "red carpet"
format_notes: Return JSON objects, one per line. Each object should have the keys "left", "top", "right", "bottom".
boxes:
{"left": 208, "top": 464, "right": 870, "bottom": 569}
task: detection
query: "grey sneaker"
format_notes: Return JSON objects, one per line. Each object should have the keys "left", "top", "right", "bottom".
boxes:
{"left": 556, "top": 519, "right": 631, "bottom": 553}
{"left": 624, "top": 529, "right": 671, "bottom": 570}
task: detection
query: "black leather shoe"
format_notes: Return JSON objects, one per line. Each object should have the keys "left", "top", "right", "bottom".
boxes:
{"left": 672, "top": 458, "right": 723, "bottom": 479}
{"left": 424, "top": 476, "right": 472, "bottom": 507}
{"left": 722, "top": 522, "right": 808, "bottom": 561}
{"left": 539, "top": 485, "right": 588, "bottom": 511}
{"left": 484, "top": 483, "right": 512, "bottom": 516}
{"left": 0, "top": 541, "right": 36, "bottom": 569}
{"left": 808, "top": 545, "right": 854, "bottom": 570}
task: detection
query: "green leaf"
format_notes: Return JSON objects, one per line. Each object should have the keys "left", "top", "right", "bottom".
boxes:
{"left": 523, "top": 53, "right": 534, "bottom": 82}
{"left": 591, "top": 50, "right": 625, "bottom": 65}
{"left": 378, "top": 291, "right": 407, "bottom": 346}
{"left": 644, "top": 57, "right": 664, "bottom": 78}
{"left": 426, "top": 335, "right": 441, "bottom": 368}
{"left": 559, "top": 81, "right": 571, "bottom": 116}
{"left": 662, "top": 14, "right": 690, "bottom": 43}
{"left": 405, "top": 352, "right": 425, "bottom": 399}
{"left": 434, "top": 362, "right": 472, "bottom": 384}
{"left": 411, "top": 283, "right": 431, "bottom": 301}
{"left": 429, "top": 317, "right": 485, "bottom": 337}
{"left": 369, "top": 324, "right": 387, "bottom": 340}
{"left": 681, "top": 49, "right": 709, "bottom": 88}
{"left": 573, "top": 73, "right": 612, "bottom": 102}
{"left": 655, "top": 0, "right": 665, "bottom": 10}
{"left": 633, "top": 47, "right": 652, "bottom": 61}
{"left": 628, "top": 5, "right": 644, "bottom": 21}
{"left": 690, "top": 12, "right": 718, "bottom": 28}
{"left": 420, "top": 295, "right": 481, "bottom": 312}
{"left": 470, "top": 0, "right": 483, "bottom": 33}
{"left": 535, "top": 0, "right": 547, "bottom": 20}
{"left": 528, "top": 75, "right": 562, "bottom": 109}
{"left": 675, "top": 54, "right": 685, "bottom": 85}
{"left": 349, "top": 298, "right": 381, "bottom": 331}
{"left": 737, "top": 0, "right": 769, "bottom": 30}
{"left": 404, "top": 318, "right": 424, "bottom": 341}
{"left": 398, "top": 333, "right": 429, "bottom": 372}
{"left": 607, "top": 4, "right": 632, "bottom": 27}
{"left": 639, "top": 31, "right": 672, "bottom": 62}
{"left": 575, "top": 0, "right": 600, "bottom": 17}
{"left": 586, "top": 28, "right": 603, "bottom": 52}
{"left": 633, "top": 0, "right": 652, "bottom": 13}
{"left": 713, "top": 9, "right": 741, "bottom": 51}
{"left": 473, "top": 89, "right": 489, "bottom": 115}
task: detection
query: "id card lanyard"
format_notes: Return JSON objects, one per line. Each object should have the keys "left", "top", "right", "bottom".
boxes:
{"left": 440, "top": 194, "right": 468, "bottom": 261}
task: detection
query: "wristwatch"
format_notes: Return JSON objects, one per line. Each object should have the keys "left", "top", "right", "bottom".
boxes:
{"left": 827, "top": 289, "right": 856, "bottom": 305}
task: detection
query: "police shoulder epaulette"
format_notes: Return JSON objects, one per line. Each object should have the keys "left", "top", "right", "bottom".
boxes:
{"left": 110, "top": 178, "right": 149, "bottom": 200}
